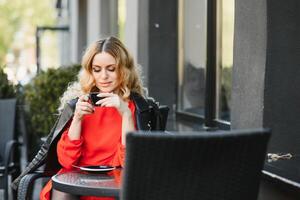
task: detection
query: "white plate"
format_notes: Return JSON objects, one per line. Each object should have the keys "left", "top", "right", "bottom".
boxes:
{"left": 73, "top": 165, "right": 116, "bottom": 172}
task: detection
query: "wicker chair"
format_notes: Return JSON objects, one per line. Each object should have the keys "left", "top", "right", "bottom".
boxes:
{"left": 122, "top": 129, "right": 271, "bottom": 200}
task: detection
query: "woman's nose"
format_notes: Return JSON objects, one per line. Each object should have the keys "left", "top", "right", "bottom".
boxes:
{"left": 100, "top": 70, "right": 108, "bottom": 79}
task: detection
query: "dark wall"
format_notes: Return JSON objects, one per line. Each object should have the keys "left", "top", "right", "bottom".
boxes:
{"left": 264, "top": 0, "right": 300, "bottom": 170}
{"left": 147, "top": 0, "right": 178, "bottom": 111}
{"left": 232, "top": 0, "right": 300, "bottom": 199}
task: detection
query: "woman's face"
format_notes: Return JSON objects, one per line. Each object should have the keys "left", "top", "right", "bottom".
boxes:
{"left": 91, "top": 52, "right": 119, "bottom": 93}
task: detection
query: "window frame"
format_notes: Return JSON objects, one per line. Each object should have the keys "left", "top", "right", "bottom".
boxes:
{"left": 177, "top": 0, "right": 230, "bottom": 130}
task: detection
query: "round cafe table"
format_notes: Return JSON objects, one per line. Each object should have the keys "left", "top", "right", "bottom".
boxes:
{"left": 52, "top": 169, "right": 121, "bottom": 198}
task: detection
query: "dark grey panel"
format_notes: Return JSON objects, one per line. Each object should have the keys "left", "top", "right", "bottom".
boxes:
{"left": 263, "top": 0, "right": 300, "bottom": 185}
{"left": 147, "top": 0, "right": 178, "bottom": 110}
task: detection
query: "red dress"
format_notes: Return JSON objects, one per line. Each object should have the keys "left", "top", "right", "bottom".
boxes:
{"left": 40, "top": 101, "right": 136, "bottom": 200}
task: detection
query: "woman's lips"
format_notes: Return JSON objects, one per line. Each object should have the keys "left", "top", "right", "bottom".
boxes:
{"left": 99, "top": 82, "right": 111, "bottom": 87}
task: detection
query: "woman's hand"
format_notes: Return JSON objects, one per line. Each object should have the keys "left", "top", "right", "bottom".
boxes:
{"left": 68, "top": 95, "right": 94, "bottom": 140}
{"left": 74, "top": 95, "right": 94, "bottom": 121}
{"left": 96, "top": 93, "right": 131, "bottom": 116}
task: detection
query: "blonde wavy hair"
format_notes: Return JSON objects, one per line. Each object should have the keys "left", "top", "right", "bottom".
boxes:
{"left": 58, "top": 36, "right": 145, "bottom": 112}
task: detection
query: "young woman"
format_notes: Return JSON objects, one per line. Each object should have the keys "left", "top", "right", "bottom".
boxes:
{"left": 12, "top": 36, "right": 168, "bottom": 200}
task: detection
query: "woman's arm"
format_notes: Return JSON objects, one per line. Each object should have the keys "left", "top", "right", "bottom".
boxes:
{"left": 57, "top": 130, "right": 83, "bottom": 169}
{"left": 110, "top": 112, "right": 135, "bottom": 167}
{"left": 57, "top": 95, "right": 94, "bottom": 168}
{"left": 67, "top": 116, "right": 83, "bottom": 140}
{"left": 68, "top": 95, "right": 94, "bottom": 140}
{"left": 121, "top": 110, "right": 135, "bottom": 145}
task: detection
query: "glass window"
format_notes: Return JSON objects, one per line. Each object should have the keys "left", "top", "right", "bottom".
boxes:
{"left": 216, "top": 0, "right": 234, "bottom": 121}
{"left": 118, "top": 0, "right": 126, "bottom": 42}
{"left": 40, "top": 31, "right": 60, "bottom": 71}
{"left": 178, "top": 0, "right": 234, "bottom": 126}
{"left": 178, "top": 0, "right": 207, "bottom": 116}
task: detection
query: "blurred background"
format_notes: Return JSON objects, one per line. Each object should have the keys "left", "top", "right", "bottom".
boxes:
{"left": 0, "top": 0, "right": 56, "bottom": 84}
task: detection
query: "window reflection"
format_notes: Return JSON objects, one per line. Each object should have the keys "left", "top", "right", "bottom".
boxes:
{"left": 178, "top": 0, "right": 234, "bottom": 123}
{"left": 182, "top": 62, "right": 206, "bottom": 115}
{"left": 178, "top": 0, "right": 207, "bottom": 116}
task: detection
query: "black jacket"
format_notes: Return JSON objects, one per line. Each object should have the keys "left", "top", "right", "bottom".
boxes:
{"left": 11, "top": 92, "right": 166, "bottom": 190}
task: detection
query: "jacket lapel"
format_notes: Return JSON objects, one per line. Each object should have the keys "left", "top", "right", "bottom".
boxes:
{"left": 51, "top": 101, "right": 75, "bottom": 143}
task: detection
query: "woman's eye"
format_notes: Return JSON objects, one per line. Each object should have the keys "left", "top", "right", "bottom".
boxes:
{"left": 92, "top": 68, "right": 101, "bottom": 72}
{"left": 108, "top": 67, "right": 115, "bottom": 72}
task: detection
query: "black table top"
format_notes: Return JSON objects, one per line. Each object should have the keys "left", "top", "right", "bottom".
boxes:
{"left": 52, "top": 169, "right": 122, "bottom": 197}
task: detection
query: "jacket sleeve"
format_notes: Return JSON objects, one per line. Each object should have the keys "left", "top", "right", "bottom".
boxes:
{"left": 110, "top": 143, "right": 126, "bottom": 167}
{"left": 57, "top": 127, "right": 83, "bottom": 169}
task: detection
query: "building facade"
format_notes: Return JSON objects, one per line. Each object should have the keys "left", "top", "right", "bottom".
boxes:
{"left": 57, "top": 0, "right": 300, "bottom": 199}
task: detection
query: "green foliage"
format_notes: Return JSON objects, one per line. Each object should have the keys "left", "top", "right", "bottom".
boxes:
{"left": 0, "top": 67, "right": 16, "bottom": 98}
{"left": 24, "top": 64, "right": 81, "bottom": 137}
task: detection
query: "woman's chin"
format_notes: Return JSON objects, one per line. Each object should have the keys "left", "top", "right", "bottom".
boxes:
{"left": 97, "top": 85, "right": 118, "bottom": 93}
{"left": 99, "top": 88, "right": 113, "bottom": 93}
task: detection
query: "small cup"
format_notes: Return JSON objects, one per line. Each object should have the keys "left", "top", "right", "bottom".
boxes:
{"left": 89, "top": 92, "right": 105, "bottom": 106}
